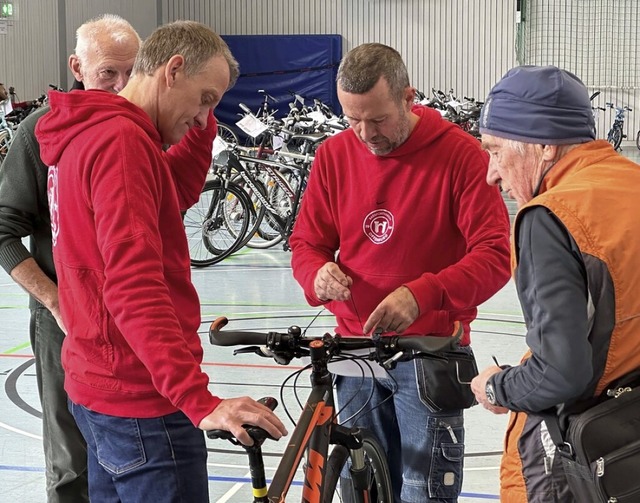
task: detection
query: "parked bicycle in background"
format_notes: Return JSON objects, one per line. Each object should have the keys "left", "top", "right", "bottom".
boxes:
{"left": 605, "top": 102, "right": 632, "bottom": 151}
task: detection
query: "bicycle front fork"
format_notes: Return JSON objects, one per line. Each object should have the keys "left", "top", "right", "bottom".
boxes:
{"left": 331, "top": 424, "right": 370, "bottom": 489}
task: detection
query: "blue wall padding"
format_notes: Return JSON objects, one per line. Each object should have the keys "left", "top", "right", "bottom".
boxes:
{"left": 217, "top": 34, "right": 343, "bottom": 131}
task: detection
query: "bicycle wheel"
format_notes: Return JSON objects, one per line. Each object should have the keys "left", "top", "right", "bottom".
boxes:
{"left": 183, "top": 180, "right": 251, "bottom": 267}
{"left": 227, "top": 173, "right": 270, "bottom": 249}
{"left": 230, "top": 170, "right": 291, "bottom": 250}
{"left": 212, "top": 123, "right": 239, "bottom": 168}
{"left": 217, "top": 122, "right": 239, "bottom": 145}
{"left": 0, "top": 129, "right": 11, "bottom": 165}
{"left": 245, "top": 169, "right": 297, "bottom": 249}
{"left": 322, "top": 428, "right": 393, "bottom": 503}
{"left": 608, "top": 126, "right": 623, "bottom": 150}
{"left": 636, "top": 129, "right": 640, "bottom": 151}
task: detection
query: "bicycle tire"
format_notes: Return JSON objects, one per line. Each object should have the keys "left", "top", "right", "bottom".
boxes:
{"left": 245, "top": 169, "right": 296, "bottom": 249}
{"left": 227, "top": 173, "right": 271, "bottom": 249}
{"left": 0, "top": 129, "right": 11, "bottom": 165}
{"left": 183, "top": 180, "right": 251, "bottom": 267}
{"left": 212, "top": 123, "right": 239, "bottom": 169}
{"left": 608, "top": 126, "right": 623, "bottom": 150}
{"left": 217, "top": 122, "right": 239, "bottom": 145}
{"left": 322, "top": 428, "right": 393, "bottom": 503}
{"left": 231, "top": 170, "right": 290, "bottom": 250}
{"left": 636, "top": 129, "right": 640, "bottom": 151}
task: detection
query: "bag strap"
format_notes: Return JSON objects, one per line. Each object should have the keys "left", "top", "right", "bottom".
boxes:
{"left": 540, "top": 409, "right": 575, "bottom": 458}
{"left": 540, "top": 368, "right": 640, "bottom": 459}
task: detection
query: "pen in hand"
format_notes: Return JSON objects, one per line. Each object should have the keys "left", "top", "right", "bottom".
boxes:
{"left": 492, "top": 355, "right": 510, "bottom": 370}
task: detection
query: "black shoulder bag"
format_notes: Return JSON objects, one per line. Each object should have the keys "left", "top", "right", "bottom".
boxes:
{"left": 542, "top": 371, "right": 640, "bottom": 503}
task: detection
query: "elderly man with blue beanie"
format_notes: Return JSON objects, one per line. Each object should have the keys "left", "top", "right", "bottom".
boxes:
{"left": 470, "top": 65, "right": 640, "bottom": 503}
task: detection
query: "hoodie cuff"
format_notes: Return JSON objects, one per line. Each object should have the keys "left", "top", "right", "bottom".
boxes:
{"left": 404, "top": 273, "right": 443, "bottom": 314}
{"left": 176, "top": 390, "right": 223, "bottom": 428}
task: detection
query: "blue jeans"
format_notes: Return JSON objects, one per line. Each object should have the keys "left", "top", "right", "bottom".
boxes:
{"left": 31, "top": 306, "right": 88, "bottom": 503}
{"left": 69, "top": 402, "right": 209, "bottom": 503}
{"left": 335, "top": 359, "right": 465, "bottom": 503}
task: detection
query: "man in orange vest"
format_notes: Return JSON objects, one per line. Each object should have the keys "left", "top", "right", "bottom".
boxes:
{"left": 472, "top": 65, "right": 640, "bottom": 502}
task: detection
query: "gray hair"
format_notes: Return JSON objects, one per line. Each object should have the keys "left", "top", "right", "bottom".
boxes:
{"left": 505, "top": 139, "right": 527, "bottom": 155}
{"left": 506, "top": 139, "right": 579, "bottom": 163}
{"left": 132, "top": 21, "right": 239, "bottom": 89}
{"left": 75, "top": 14, "right": 141, "bottom": 64}
{"left": 337, "top": 43, "right": 410, "bottom": 102}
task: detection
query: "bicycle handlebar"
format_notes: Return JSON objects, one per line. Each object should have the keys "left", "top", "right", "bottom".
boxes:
{"left": 209, "top": 317, "right": 464, "bottom": 356}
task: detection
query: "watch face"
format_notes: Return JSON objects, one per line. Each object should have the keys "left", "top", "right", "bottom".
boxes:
{"left": 486, "top": 383, "right": 497, "bottom": 405}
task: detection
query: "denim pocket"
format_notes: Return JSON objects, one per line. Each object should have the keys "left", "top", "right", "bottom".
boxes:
{"left": 428, "top": 415, "right": 465, "bottom": 499}
{"left": 81, "top": 406, "right": 146, "bottom": 475}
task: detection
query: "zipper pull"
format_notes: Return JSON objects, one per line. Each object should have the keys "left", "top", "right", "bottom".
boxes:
{"left": 606, "top": 386, "right": 632, "bottom": 398}
{"left": 441, "top": 421, "right": 458, "bottom": 443}
{"left": 596, "top": 457, "right": 605, "bottom": 477}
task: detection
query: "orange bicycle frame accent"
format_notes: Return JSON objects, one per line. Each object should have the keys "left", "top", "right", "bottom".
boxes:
{"left": 268, "top": 385, "right": 336, "bottom": 502}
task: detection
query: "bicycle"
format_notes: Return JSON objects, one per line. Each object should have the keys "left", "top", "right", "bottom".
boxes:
{"left": 206, "top": 316, "right": 464, "bottom": 502}
{"left": 0, "top": 101, "right": 16, "bottom": 165}
{"left": 223, "top": 144, "right": 315, "bottom": 251}
{"left": 217, "top": 122, "right": 239, "bottom": 145}
{"left": 605, "top": 102, "right": 632, "bottom": 151}
{"left": 588, "top": 91, "right": 605, "bottom": 137}
{"left": 212, "top": 121, "right": 240, "bottom": 168}
{"left": 245, "top": 90, "right": 279, "bottom": 148}
{"left": 183, "top": 171, "right": 254, "bottom": 267}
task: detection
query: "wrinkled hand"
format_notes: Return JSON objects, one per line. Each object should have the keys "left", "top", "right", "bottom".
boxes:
{"left": 363, "top": 286, "right": 419, "bottom": 335}
{"left": 471, "top": 366, "right": 509, "bottom": 415}
{"left": 314, "top": 262, "right": 353, "bottom": 302}
{"left": 198, "top": 397, "right": 288, "bottom": 446}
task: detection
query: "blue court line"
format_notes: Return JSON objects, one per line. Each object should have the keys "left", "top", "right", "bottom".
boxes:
{"left": 0, "top": 466, "right": 499, "bottom": 499}
{"left": 0, "top": 465, "right": 44, "bottom": 473}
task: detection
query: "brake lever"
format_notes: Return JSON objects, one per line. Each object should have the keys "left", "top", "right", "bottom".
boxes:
{"left": 382, "top": 351, "right": 404, "bottom": 370}
{"left": 233, "top": 346, "right": 264, "bottom": 356}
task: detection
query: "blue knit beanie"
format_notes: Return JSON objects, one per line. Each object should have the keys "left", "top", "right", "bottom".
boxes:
{"left": 479, "top": 65, "right": 595, "bottom": 145}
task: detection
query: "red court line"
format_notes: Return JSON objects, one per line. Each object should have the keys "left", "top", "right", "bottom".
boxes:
{"left": 1, "top": 353, "right": 303, "bottom": 370}
{"left": 202, "top": 361, "right": 304, "bottom": 370}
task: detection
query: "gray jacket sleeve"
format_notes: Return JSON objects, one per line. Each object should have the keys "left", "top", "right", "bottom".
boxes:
{"left": 491, "top": 206, "right": 592, "bottom": 412}
{"left": 0, "top": 106, "right": 54, "bottom": 278}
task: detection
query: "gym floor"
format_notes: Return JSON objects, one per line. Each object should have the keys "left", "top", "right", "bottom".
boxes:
{"left": 2, "top": 145, "right": 639, "bottom": 502}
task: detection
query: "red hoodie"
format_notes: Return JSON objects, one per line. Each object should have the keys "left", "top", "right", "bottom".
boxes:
{"left": 36, "top": 90, "right": 220, "bottom": 426}
{"left": 289, "top": 106, "right": 511, "bottom": 344}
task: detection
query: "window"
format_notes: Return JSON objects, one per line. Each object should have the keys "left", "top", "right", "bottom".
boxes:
{"left": 0, "top": 2, "right": 13, "bottom": 18}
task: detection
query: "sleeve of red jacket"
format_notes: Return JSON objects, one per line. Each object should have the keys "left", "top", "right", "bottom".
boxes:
{"left": 404, "top": 145, "right": 511, "bottom": 313}
{"left": 90, "top": 130, "right": 220, "bottom": 426}
{"left": 289, "top": 145, "right": 339, "bottom": 306}
{"left": 165, "top": 111, "right": 216, "bottom": 211}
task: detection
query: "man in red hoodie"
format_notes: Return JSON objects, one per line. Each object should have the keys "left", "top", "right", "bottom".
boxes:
{"left": 36, "top": 21, "right": 286, "bottom": 503}
{"left": 290, "top": 43, "right": 511, "bottom": 502}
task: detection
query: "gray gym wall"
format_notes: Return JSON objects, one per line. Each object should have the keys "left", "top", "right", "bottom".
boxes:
{"left": 1, "top": 0, "right": 515, "bottom": 108}
{"left": 1, "top": 1, "right": 638, "bottom": 141}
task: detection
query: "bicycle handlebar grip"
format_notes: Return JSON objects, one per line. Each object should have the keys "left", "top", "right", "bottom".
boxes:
{"left": 257, "top": 396, "right": 278, "bottom": 411}
{"left": 209, "top": 317, "right": 268, "bottom": 346}
{"left": 394, "top": 320, "right": 464, "bottom": 353}
{"left": 239, "top": 102, "right": 251, "bottom": 114}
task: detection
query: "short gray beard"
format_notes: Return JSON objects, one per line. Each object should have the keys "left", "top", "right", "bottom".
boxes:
{"left": 368, "top": 111, "right": 412, "bottom": 156}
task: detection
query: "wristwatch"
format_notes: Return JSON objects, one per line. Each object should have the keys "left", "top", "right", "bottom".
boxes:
{"left": 485, "top": 381, "right": 497, "bottom": 406}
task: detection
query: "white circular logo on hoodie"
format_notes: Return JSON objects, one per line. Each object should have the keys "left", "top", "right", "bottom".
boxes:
{"left": 363, "top": 209, "right": 394, "bottom": 244}
{"left": 47, "top": 165, "right": 59, "bottom": 247}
